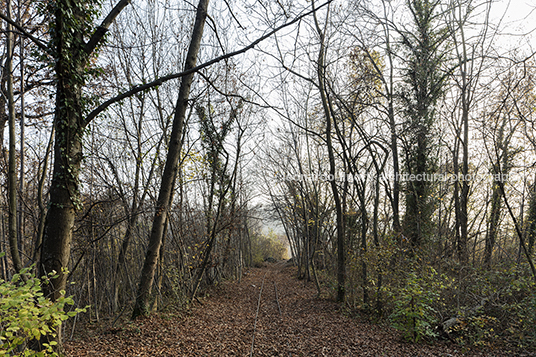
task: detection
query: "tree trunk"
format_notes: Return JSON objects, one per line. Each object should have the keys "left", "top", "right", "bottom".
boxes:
{"left": 18, "top": 36, "right": 26, "bottom": 262}
{"left": 389, "top": 99, "right": 400, "bottom": 234}
{"left": 484, "top": 174, "right": 501, "bottom": 267}
{"left": 6, "top": 0, "right": 24, "bottom": 274}
{"left": 459, "top": 43, "right": 470, "bottom": 264}
{"left": 459, "top": 83, "right": 470, "bottom": 264}
{"left": 0, "top": 50, "right": 8, "bottom": 150}
{"left": 131, "top": 0, "right": 210, "bottom": 319}
{"left": 37, "top": 0, "right": 108, "bottom": 350}
{"left": 484, "top": 123, "right": 509, "bottom": 268}
{"left": 33, "top": 126, "right": 54, "bottom": 264}
{"left": 523, "top": 177, "right": 536, "bottom": 256}
{"left": 454, "top": 135, "right": 461, "bottom": 257}
{"left": 312, "top": 1, "right": 345, "bottom": 302}
{"left": 400, "top": 0, "right": 445, "bottom": 248}
{"left": 39, "top": 50, "right": 85, "bottom": 356}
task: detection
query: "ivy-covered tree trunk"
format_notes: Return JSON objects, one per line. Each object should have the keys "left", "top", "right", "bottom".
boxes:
{"left": 524, "top": 177, "right": 536, "bottom": 256}
{"left": 484, "top": 123, "right": 510, "bottom": 267}
{"left": 36, "top": 0, "right": 131, "bottom": 350}
{"left": 37, "top": 0, "right": 87, "bottom": 350}
{"left": 400, "top": 0, "right": 445, "bottom": 247}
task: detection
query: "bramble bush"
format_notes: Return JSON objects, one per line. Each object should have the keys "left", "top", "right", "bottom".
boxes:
{"left": 0, "top": 253, "right": 86, "bottom": 357}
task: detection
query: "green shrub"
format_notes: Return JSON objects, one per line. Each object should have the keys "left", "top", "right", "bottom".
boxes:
{"left": 0, "top": 253, "right": 86, "bottom": 356}
{"left": 494, "top": 268, "right": 536, "bottom": 348}
{"left": 450, "top": 264, "right": 536, "bottom": 349}
{"left": 389, "top": 267, "right": 446, "bottom": 342}
{"left": 507, "top": 293, "right": 536, "bottom": 347}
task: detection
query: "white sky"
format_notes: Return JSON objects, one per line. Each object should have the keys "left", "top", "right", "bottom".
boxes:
{"left": 490, "top": 0, "right": 536, "bottom": 51}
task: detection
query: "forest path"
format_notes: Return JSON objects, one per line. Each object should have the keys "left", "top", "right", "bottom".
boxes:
{"left": 65, "top": 262, "right": 501, "bottom": 356}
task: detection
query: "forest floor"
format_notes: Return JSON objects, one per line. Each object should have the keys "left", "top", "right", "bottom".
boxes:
{"left": 65, "top": 262, "right": 531, "bottom": 356}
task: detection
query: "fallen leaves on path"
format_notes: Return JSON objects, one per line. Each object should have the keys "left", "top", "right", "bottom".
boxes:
{"left": 65, "top": 262, "right": 530, "bottom": 356}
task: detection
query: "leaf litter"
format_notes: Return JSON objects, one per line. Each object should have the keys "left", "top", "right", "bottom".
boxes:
{"left": 65, "top": 262, "right": 530, "bottom": 356}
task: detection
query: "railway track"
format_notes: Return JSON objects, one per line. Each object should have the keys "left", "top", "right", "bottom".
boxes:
{"left": 66, "top": 262, "right": 502, "bottom": 356}
{"left": 249, "top": 265, "right": 284, "bottom": 357}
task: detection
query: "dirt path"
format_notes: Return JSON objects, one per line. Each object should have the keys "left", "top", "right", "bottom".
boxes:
{"left": 65, "top": 262, "right": 514, "bottom": 356}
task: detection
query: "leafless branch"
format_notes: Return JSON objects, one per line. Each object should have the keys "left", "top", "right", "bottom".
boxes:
{"left": 0, "top": 11, "right": 48, "bottom": 52}
{"left": 83, "top": 0, "right": 334, "bottom": 126}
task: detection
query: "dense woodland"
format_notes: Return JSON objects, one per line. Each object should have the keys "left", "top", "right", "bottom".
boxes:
{"left": 1, "top": 0, "right": 536, "bottom": 354}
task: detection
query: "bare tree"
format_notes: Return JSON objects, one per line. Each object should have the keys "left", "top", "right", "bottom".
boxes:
{"left": 5, "top": 0, "right": 24, "bottom": 274}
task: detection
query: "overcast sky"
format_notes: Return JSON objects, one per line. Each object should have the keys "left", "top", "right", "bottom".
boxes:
{"left": 491, "top": 0, "right": 535, "bottom": 50}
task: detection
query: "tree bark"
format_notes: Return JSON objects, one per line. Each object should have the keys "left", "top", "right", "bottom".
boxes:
{"left": 6, "top": 0, "right": 24, "bottom": 274}
{"left": 388, "top": 98, "right": 401, "bottom": 234}
{"left": 131, "top": 0, "right": 210, "bottom": 319}
{"left": 18, "top": 35, "right": 26, "bottom": 264}
{"left": 312, "top": 1, "right": 345, "bottom": 302}
{"left": 32, "top": 126, "right": 54, "bottom": 264}
{"left": 36, "top": 0, "right": 130, "bottom": 351}
{"left": 400, "top": 0, "right": 445, "bottom": 247}
{"left": 459, "top": 67, "right": 470, "bottom": 264}
{"left": 524, "top": 177, "right": 536, "bottom": 255}
{"left": 484, "top": 123, "right": 509, "bottom": 268}
{"left": 39, "top": 0, "right": 86, "bottom": 346}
